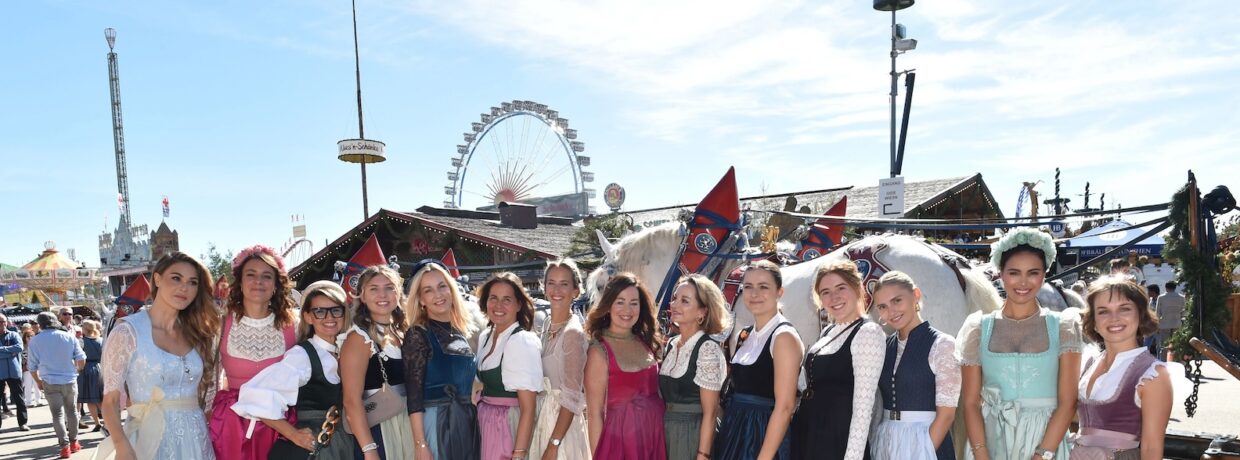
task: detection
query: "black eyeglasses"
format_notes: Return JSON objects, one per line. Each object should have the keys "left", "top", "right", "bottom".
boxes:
{"left": 308, "top": 306, "right": 346, "bottom": 319}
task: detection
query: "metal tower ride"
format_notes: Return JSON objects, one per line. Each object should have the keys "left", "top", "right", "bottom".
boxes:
{"left": 105, "top": 28, "right": 132, "bottom": 227}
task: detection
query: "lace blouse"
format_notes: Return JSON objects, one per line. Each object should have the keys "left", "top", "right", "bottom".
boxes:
{"left": 892, "top": 332, "right": 962, "bottom": 408}
{"left": 231, "top": 335, "right": 338, "bottom": 421}
{"left": 539, "top": 315, "right": 589, "bottom": 414}
{"left": 477, "top": 324, "right": 543, "bottom": 392}
{"left": 401, "top": 319, "right": 474, "bottom": 413}
{"left": 955, "top": 307, "right": 1083, "bottom": 366}
{"left": 1079, "top": 347, "right": 1168, "bottom": 408}
{"left": 802, "top": 320, "right": 885, "bottom": 460}
{"left": 227, "top": 314, "right": 288, "bottom": 362}
{"left": 659, "top": 331, "right": 726, "bottom": 391}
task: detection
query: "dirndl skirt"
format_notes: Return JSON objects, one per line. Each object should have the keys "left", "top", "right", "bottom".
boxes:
{"left": 530, "top": 386, "right": 590, "bottom": 460}
{"left": 664, "top": 402, "right": 706, "bottom": 460}
{"left": 77, "top": 362, "right": 103, "bottom": 404}
{"left": 870, "top": 410, "right": 952, "bottom": 460}
{"left": 714, "top": 394, "right": 790, "bottom": 460}
{"left": 966, "top": 395, "right": 1069, "bottom": 460}
{"left": 267, "top": 409, "right": 356, "bottom": 460}
{"left": 593, "top": 394, "right": 665, "bottom": 460}
{"left": 209, "top": 388, "right": 282, "bottom": 460}
{"left": 478, "top": 396, "right": 521, "bottom": 460}
{"left": 422, "top": 393, "right": 480, "bottom": 460}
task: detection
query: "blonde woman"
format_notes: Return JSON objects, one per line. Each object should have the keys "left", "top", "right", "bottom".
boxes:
{"left": 402, "top": 260, "right": 482, "bottom": 459}
{"left": 660, "top": 274, "right": 729, "bottom": 460}
{"left": 531, "top": 259, "right": 592, "bottom": 460}
{"left": 340, "top": 265, "right": 415, "bottom": 460}
{"left": 232, "top": 281, "right": 357, "bottom": 459}
{"left": 77, "top": 320, "right": 105, "bottom": 433}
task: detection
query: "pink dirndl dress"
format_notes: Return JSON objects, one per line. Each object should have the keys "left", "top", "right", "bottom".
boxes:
{"left": 209, "top": 314, "right": 296, "bottom": 460}
{"left": 593, "top": 340, "right": 666, "bottom": 460}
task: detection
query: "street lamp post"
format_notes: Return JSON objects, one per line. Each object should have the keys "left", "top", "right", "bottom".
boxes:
{"left": 874, "top": 0, "right": 915, "bottom": 178}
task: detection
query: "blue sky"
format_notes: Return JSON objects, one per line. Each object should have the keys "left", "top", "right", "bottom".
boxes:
{"left": 3, "top": 0, "right": 1238, "bottom": 268}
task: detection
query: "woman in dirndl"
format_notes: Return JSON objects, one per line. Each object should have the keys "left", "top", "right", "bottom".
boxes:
{"left": 232, "top": 280, "right": 357, "bottom": 459}
{"left": 98, "top": 252, "right": 218, "bottom": 459}
{"left": 530, "top": 259, "right": 592, "bottom": 460}
{"left": 660, "top": 274, "right": 728, "bottom": 460}
{"left": 869, "top": 271, "right": 960, "bottom": 460}
{"left": 77, "top": 320, "right": 105, "bottom": 432}
{"left": 958, "top": 228, "right": 1081, "bottom": 460}
{"left": 1072, "top": 277, "right": 1173, "bottom": 459}
{"left": 210, "top": 245, "right": 299, "bottom": 460}
{"left": 585, "top": 272, "right": 666, "bottom": 460}
{"left": 715, "top": 260, "right": 803, "bottom": 460}
{"left": 475, "top": 272, "right": 543, "bottom": 460}
{"left": 340, "top": 265, "right": 415, "bottom": 460}
{"left": 402, "top": 260, "right": 481, "bottom": 459}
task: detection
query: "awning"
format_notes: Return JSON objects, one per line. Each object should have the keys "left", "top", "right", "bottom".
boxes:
{"left": 1064, "top": 220, "right": 1165, "bottom": 258}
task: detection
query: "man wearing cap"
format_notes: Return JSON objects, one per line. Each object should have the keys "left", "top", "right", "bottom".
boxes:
{"left": 28, "top": 312, "right": 85, "bottom": 458}
{"left": 0, "top": 314, "right": 28, "bottom": 431}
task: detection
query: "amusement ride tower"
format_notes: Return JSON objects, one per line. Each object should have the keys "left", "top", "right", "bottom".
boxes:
{"left": 105, "top": 28, "right": 132, "bottom": 228}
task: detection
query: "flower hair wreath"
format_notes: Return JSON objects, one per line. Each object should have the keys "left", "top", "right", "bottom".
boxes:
{"left": 231, "top": 244, "right": 288, "bottom": 274}
{"left": 989, "top": 227, "right": 1057, "bottom": 269}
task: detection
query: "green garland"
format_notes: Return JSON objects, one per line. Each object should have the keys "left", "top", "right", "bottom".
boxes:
{"left": 1165, "top": 182, "right": 1233, "bottom": 358}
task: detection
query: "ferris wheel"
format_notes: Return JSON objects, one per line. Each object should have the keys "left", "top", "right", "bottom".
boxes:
{"left": 444, "top": 100, "right": 594, "bottom": 214}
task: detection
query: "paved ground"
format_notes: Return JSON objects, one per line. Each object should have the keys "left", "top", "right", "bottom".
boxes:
{"left": 1, "top": 360, "right": 1238, "bottom": 459}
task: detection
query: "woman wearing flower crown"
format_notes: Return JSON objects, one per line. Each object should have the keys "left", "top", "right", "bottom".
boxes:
{"left": 211, "top": 245, "right": 299, "bottom": 460}
{"left": 957, "top": 228, "right": 1082, "bottom": 460}
{"left": 340, "top": 265, "right": 416, "bottom": 460}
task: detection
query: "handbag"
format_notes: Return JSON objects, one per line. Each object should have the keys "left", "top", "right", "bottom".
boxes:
{"left": 343, "top": 339, "right": 406, "bottom": 434}
{"left": 1069, "top": 445, "right": 1139, "bottom": 460}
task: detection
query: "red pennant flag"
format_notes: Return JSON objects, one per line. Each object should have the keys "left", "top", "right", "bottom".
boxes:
{"left": 797, "top": 197, "right": 848, "bottom": 261}
{"left": 342, "top": 234, "right": 386, "bottom": 302}
{"left": 114, "top": 275, "right": 151, "bottom": 319}
{"left": 678, "top": 167, "right": 740, "bottom": 276}
{"left": 441, "top": 249, "right": 462, "bottom": 279}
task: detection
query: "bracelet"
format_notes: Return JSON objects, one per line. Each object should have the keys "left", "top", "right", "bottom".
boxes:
{"left": 414, "top": 439, "right": 428, "bottom": 449}
{"left": 697, "top": 450, "right": 711, "bottom": 459}
{"left": 361, "top": 442, "right": 378, "bottom": 453}
{"left": 970, "top": 441, "right": 985, "bottom": 451}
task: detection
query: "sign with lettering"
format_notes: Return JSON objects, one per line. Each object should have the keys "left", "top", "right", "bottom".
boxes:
{"left": 878, "top": 177, "right": 905, "bottom": 218}
{"left": 337, "top": 139, "right": 387, "bottom": 162}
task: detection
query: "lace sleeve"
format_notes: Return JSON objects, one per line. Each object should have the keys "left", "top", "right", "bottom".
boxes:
{"left": 557, "top": 327, "right": 589, "bottom": 415}
{"left": 501, "top": 330, "right": 544, "bottom": 392}
{"left": 845, "top": 322, "right": 886, "bottom": 460}
{"left": 102, "top": 321, "right": 136, "bottom": 400}
{"left": 401, "top": 326, "right": 431, "bottom": 414}
{"left": 930, "top": 335, "right": 962, "bottom": 408}
{"left": 1057, "top": 309, "right": 1083, "bottom": 354}
{"left": 955, "top": 311, "right": 985, "bottom": 366}
{"left": 693, "top": 339, "right": 727, "bottom": 391}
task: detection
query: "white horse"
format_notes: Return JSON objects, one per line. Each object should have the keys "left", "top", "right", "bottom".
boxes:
{"left": 587, "top": 224, "right": 1001, "bottom": 347}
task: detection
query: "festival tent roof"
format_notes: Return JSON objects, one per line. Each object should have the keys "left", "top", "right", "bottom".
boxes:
{"left": 1064, "top": 220, "right": 1166, "bottom": 258}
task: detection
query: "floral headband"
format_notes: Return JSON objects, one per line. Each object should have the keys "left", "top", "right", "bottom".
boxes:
{"left": 232, "top": 244, "right": 288, "bottom": 274}
{"left": 990, "top": 227, "right": 1056, "bottom": 269}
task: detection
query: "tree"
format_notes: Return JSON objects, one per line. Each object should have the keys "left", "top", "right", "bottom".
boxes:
{"left": 568, "top": 213, "right": 634, "bottom": 272}
{"left": 202, "top": 243, "right": 234, "bottom": 284}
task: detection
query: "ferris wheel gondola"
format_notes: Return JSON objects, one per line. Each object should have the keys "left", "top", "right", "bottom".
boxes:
{"left": 444, "top": 100, "right": 593, "bottom": 215}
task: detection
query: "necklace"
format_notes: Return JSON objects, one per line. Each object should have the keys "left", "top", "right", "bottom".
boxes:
{"left": 602, "top": 330, "right": 634, "bottom": 340}
{"left": 541, "top": 319, "right": 569, "bottom": 342}
{"left": 1001, "top": 305, "right": 1039, "bottom": 322}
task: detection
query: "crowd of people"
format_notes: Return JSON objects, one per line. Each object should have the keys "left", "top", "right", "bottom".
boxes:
{"left": 0, "top": 226, "right": 1185, "bottom": 460}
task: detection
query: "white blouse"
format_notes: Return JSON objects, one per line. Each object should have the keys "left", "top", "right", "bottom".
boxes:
{"left": 231, "top": 335, "right": 339, "bottom": 421}
{"left": 892, "top": 332, "right": 962, "bottom": 408}
{"left": 344, "top": 324, "right": 401, "bottom": 360}
{"left": 732, "top": 313, "right": 800, "bottom": 366}
{"left": 1079, "top": 347, "right": 1167, "bottom": 408}
{"left": 477, "top": 324, "right": 544, "bottom": 393}
{"left": 660, "top": 331, "right": 727, "bottom": 391}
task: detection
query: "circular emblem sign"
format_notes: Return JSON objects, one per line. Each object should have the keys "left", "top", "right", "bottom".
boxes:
{"left": 802, "top": 248, "right": 821, "bottom": 261}
{"left": 694, "top": 233, "right": 718, "bottom": 254}
{"left": 604, "top": 183, "right": 626, "bottom": 211}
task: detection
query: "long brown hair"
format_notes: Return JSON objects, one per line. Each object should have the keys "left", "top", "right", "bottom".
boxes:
{"left": 586, "top": 272, "right": 661, "bottom": 351}
{"left": 150, "top": 252, "right": 220, "bottom": 410}
{"left": 352, "top": 265, "right": 409, "bottom": 348}
{"left": 476, "top": 272, "right": 536, "bottom": 331}
{"left": 226, "top": 251, "right": 295, "bottom": 330}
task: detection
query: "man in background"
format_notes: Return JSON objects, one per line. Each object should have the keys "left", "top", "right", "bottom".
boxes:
{"left": 1156, "top": 281, "right": 1187, "bottom": 362}
{"left": 0, "top": 314, "right": 28, "bottom": 431}
{"left": 27, "top": 312, "right": 85, "bottom": 458}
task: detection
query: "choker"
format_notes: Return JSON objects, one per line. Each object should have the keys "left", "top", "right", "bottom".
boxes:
{"left": 602, "top": 330, "right": 635, "bottom": 340}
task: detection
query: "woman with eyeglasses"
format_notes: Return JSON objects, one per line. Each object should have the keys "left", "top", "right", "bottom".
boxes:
{"left": 233, "top": 281, "right": 358, "bottom": 460}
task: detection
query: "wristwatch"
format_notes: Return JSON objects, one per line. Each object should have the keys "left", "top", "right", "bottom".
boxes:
{"left": 1036, "top": 448, "right": 1055, "bottom": 459}
{"left": 550, "top": 438, "right": 562, "bottom": 447}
